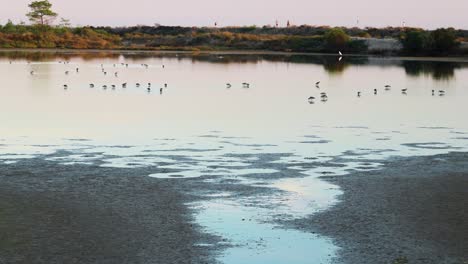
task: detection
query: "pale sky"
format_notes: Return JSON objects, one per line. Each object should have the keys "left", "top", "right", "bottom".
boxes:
{"left": 1, "top": 0, "right": 467, "bottom": 29}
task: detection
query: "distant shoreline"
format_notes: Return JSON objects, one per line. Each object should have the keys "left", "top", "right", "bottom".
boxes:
{"left": 1, "top": 48, "right": 468, "bottom": 62}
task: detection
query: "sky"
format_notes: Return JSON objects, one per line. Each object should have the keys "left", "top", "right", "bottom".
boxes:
{"left": 1, "top": 0, "right": 467, "bottom": 29}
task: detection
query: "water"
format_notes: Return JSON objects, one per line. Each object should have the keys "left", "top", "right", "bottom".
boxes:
{"left": 1, "top": 51, "right": 468, "bottom": 263}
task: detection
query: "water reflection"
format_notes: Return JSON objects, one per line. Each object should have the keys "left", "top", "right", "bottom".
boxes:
{"left": 2, "top": 51, "right": 467, "bottom": 81}
{"left": 403, "top": 61, "right": 462, "bottom": 81}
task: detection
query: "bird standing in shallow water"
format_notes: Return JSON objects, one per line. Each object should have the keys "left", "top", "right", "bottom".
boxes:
{"left": 374, "top": 89, "right": 378, "bottom": 95}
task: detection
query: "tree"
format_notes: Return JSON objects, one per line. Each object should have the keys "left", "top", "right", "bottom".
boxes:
{"left": 430, "top": 28, "right": 459, "bottom": 53}
{"left": 401, "top": 30, "right": 430, "bottom": 53}
{"left": 58, "top": 18, "right": 71, "bottom": 28}
{"left": 26, "top": 1, "right": 58, "bottom": 26}
{"left": 324, "top": 28, "right": 350, "bottom": 50}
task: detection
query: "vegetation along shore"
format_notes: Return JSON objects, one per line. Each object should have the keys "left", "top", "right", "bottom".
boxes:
{"left": 0, "top": 0, "right": 467, "bottom": 56}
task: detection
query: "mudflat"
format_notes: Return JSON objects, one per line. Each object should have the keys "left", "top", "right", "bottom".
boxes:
{"left": 0, "top": 156, "right": 216, "bottom": 264}
{"left": 294, "top": 152, "right": 468, "bottom": 264}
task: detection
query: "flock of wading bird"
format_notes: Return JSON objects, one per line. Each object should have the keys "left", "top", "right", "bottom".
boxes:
{"left": 306, "top": 51, "right": 448, "bottom": 104}
{"left": 26, "top": 60, "right": 252, "bottom": 93}
{"left": 28, "top": 61, "right": 171, "bottom": 94}
{"left": 23, "top": 55, "right": 447, "bottom": 101}
{"left": 308, "top": 81, "right": 447, "bottom": 104}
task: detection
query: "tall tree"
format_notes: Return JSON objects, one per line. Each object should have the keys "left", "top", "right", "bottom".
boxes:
{"left": 26, "top": 1, "right": 58, "bottom": 26}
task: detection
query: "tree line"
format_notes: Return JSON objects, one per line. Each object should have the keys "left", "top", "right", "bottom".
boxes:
{"left": 0, "top": 0, "right": 466, "bottom": 55}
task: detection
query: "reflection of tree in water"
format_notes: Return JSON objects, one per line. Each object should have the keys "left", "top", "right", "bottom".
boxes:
{"left": 322, "top": 59, "right": 349, "bottom": 74}
{"left": 0, "top": 51, "right": 364, "bottom": 75}
{"left": 403, "top": 61, "right": 463, "bottom": 81}
{"left": 158, "top": 54, "right": 369, "bottom": 74}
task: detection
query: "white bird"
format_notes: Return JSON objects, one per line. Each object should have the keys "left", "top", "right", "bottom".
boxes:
{"left": 338, "top": 51, "right": 343, "bottom": 56}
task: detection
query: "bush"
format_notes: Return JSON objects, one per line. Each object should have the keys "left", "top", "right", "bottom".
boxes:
{"left": 401, "top": 30, "right": 430, "bottom": 53}
{"left": 323, "top": 28, "right": 350, "bottom": 51}
{"left": 430, "top": 28, "right": 459, "bottom": 53}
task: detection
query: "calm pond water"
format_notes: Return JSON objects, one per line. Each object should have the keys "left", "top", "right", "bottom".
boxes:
{"left": 1, "top": 51, "right": 468, "bottom": 263}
